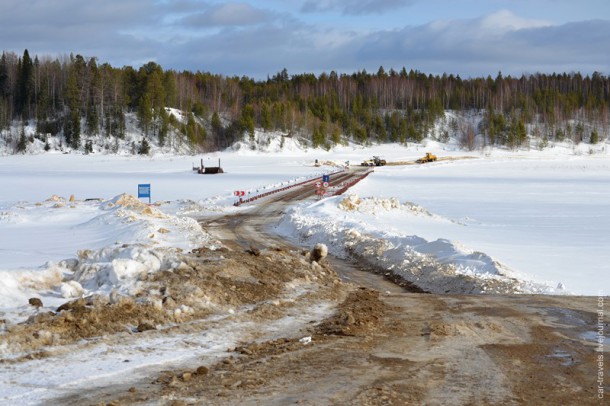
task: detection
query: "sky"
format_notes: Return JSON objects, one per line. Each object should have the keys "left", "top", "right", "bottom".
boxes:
{"left": 1, "top": 0, "right": 609, "bottom": 79}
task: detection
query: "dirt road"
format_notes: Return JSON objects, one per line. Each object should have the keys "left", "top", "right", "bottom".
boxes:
{"left": 385, "top": 155, "right": 478, "bottom": 166}
{"left": 149, "top": 292, "right": 602, "bottom": 405}
{"left": 186, "top": 167, "right": 606, "bottom": 405}
{"left": 2, "top": 167, "right": 605, "bottom": 405}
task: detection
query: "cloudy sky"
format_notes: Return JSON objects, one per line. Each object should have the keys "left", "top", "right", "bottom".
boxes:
{"left": 2, "top": 0, "right": 609, "bottom": 78}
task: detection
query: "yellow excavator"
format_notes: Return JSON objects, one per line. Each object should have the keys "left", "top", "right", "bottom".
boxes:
{"left": 416, "top": 152, "right": 437, "bottom": 164}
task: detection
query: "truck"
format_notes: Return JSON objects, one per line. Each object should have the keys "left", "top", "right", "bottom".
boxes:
{"left": 361, "top": 156, "right": 387, "bottom": 166}
{"left": 372, "top": 156, "right": 387, "bottom": 166}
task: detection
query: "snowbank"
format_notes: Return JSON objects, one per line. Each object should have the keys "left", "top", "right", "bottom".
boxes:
{"left": 278, "top": 194, "right": 564, "bottom": 295}
{"left": 0, "top": 193, "right": 217, "bottom": 324}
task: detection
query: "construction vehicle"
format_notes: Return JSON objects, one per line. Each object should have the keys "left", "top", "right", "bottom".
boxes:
{"left": 372, "top": 156, "right": 387, "bottom": 166}
{"left": 361, "top": 156, "right": 386, "bottom": 166}
{"left": 416, "top": 152, "right": 437, "bottom": 164}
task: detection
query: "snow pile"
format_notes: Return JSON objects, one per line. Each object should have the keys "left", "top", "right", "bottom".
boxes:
{"left": 96, "top": 193, "right": 213, "bottom": 250}
{"left": 67, "top": 245, "right": 169, "bottom": 293}
{"left": 278, "top": 195, "right": 560, "bottom": 294}
{"left": 0, "top": 194, "right": 216, "bottom": 324}
{"left": 338, "top": 194, "right": 459, "bottom": 224}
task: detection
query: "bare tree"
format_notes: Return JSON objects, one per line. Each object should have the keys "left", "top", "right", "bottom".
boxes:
{"left": 460, "top": 122, "right": 477, "bottom": 151}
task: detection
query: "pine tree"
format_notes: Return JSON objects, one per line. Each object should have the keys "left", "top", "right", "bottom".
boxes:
{"left": 590, "top": 129, "right": 600, "bottom": 144}
{"left": 86, "top": 103, "right": 99, "bottom": 135}
{"left": 16, "top": 49, "right": 34, "bottom": 117}
{"left": 0, "top": 52, "right": 9, "bottom": 98}
{"left": 16, "top": 125, "right": 27, "bottom": 153}
{"left": 138, "top": 94, "right": 152, "bottom": 136}
{"left": 185, "top": 113, "right": 202, "bottom": 145}
{"left": 86, "top": 58, "right": 101, "bottom": 136}
{"left": 64, "top": 109, "right": 81, "bottom": 149}
{"left": 138, "top": 138, "right": 150, "bottom": 155}
{"left": 516, "top": 119, "right": 527, "bottom": 146}
{"left": 211, "top": 111, "right": 222, "bottom": 136}
{"left": 331, "top": 127, "right": 341, "bottom": 145}
{"left": 240, "top": 104, "right": 255, "bottom": 140}
{"left": 158, "top": 107, "right": 169, "bottom": 146}
{"left": 261, "top": 102, "right": 272, "bottom": 131}
{"left": 0, "top": 53, "right": 9, "bottom": 130}
{"left": 373, "top": 115, "right": 386, "bottom": 142}
{"left": 64, "top": 70, "right": 81, "bottom": 149}
{"left": 115, "top": 106, "right": 126, "bottom": 139}
{"left": 312, "top": 123, "right": 327, "bottom": 148}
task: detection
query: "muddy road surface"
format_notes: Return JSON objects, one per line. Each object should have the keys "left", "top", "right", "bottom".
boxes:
{"left": 186, "top": 167, "right": 605, "bottom": 406}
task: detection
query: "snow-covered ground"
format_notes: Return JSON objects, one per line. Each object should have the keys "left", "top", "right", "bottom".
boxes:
{"left": 277, "top": 153, "right": 610, "bottom": 294}
{"left": 0, "top": 138, "right": 608, "bottom": 325}
{"left": 0, "top": 147, "right": 332, "bottom": 322}
{"left": 0, "top": 135, "right": 609, "bottom": 404}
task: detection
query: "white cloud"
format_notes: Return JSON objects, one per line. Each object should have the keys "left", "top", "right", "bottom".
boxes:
{"left": 349, "top": 13, "right": 610, "bottom": 76}
{"left": 0, "top": 0, "right": 157, "bottom": 63}
{"left": 479, "top": 9, "right": 551, "bottom": 32}
{"left": 140, "top": 10, "right": 610, "bottom": 78}
{"left": 301, "top": 0, "right": 415, "bottom": 15}
{"left": 0, "top": 2, "right": 607, "bottom": 79}
{"left": 0, "top": 0, "right": 154, "bottom": 27}
{"left": 181, "top": 3, "right": 272, "bottom": 27}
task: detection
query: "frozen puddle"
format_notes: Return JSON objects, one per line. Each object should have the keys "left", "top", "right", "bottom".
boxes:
{"left": 545, "top": 349, "right": 575, "bottom": 366}
{"left": 579, "top": 331, "right": 602, "bottom": 343}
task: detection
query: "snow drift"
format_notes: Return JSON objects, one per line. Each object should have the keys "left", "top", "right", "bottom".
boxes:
{"left": 278, "top": 194, "right": 563, "bottom": 294}
{"left": 0, "top": 193, "right": 216, "bottom": 325}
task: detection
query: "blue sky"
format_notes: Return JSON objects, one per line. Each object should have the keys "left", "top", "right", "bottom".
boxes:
{"left": 1, "top": 0, "right": 609, "bottom": 78}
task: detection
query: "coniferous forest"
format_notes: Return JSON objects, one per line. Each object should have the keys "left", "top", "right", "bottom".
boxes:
{"left": 1, "top": 49, "right": 609, "bottom": 153}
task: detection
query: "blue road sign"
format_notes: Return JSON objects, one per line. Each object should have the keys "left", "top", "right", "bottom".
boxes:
{"left": 322, "top": 174, "right": 330, "bottom": 183}
{"left": 138, "top": 184, "right": 151, "bottom": 203}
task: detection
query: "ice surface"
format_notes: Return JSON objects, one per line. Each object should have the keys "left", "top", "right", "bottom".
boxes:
{"left": 0, "top": 142, "right": 607, "bottom": 324}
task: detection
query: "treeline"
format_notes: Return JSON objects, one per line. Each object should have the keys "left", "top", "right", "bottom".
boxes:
{"left": 1, "top": 49, "right": 608, "bottom": 152}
